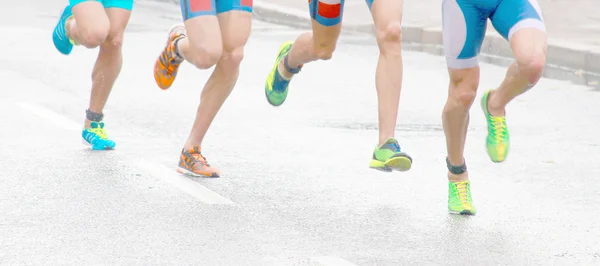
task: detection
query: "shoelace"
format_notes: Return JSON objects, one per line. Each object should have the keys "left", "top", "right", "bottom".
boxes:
{"left": 455, "top": 181, "right": 472, "bottom": 207}
{"left": 89, "top": 128, "right": 108, "bottom": 140}
{"left": 190, "top": 153, "right": 210, "bottom": 167}
{"left": 490, "top": 116, "right": 507, "bottom": 143}
{"left": 161, "top": 52, "right": 180, "bottom": 76}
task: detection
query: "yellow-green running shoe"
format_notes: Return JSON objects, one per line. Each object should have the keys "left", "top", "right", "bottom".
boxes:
{"left": 369, "top": 137, "right": 412, "bottom": 172}
{"left": 448, "top": 181, "right": 476, "bottom": 215}
{"left": 481, "top": 89, "right": 510, "bottom": 162}
{"left": 265, "top": 41, "right": 299, "bottom": 107}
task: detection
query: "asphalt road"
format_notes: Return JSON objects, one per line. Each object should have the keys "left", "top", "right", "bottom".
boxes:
{"left": 1, "top": 0, "right": 599, "bottom": 265}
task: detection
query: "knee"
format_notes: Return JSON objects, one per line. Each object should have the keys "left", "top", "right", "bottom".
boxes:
{"left": 517, "top": 51, "right": 546, "bottom": 84}
{"left": 101, "top": 31, "right": 124, "bottom": 50}
{"left": 311, "top": 36, "right": 336, "bottom": 60}
{"left": 376, "top": 21, "right": 403, "bottom": 55}
{"left": 447, "top": 73, "right": 479, "bottom": 108}
{"left": 79, "top": 25, "right": 110, "bottom": 48}
{"left": 220, "top": 47, "right": 245, "bottom": 69}
{"left": 189, "top": 45, "right": 222, "bottom": 70}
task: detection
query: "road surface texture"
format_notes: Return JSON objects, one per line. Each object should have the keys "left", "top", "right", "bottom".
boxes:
{"left": 1, "top": 0, "right": 599, "bottom": 265}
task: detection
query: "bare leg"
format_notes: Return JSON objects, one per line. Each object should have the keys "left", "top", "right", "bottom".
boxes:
{"left": 183, "top": 10, "right": 252, "bottom": 149}
{"left": 486, "top": 29, "right": 547, "bottom": 116}
{"left": 85, "top": 8, "right": 131, "bottom": 128}
{"left": 442, "top": 68, "right": 480, "bottom": 182}
{"left": 67, "top": 1, "right": 110, "bottom": 48}
{"left": 369, "top": 0, "right": 404, "bottom": 146}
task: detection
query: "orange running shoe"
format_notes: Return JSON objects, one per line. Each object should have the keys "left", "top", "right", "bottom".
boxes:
{"left": 154, "top": 24, "right": 186, "bottom": 90}
{"left": 177, "top": 146, "right": 221, "bottom": 178}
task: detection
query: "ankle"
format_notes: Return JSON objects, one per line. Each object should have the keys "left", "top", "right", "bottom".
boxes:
{"left": 487, "top": 90, "right": 506, "bottom": 116}
{"left": 183, "top": 142, "right": 201, "bottom": 152}
{"left": 173, "top": 37, "right": 184, "bottom": 60}
{"left": 448, "top": 172, "right": 469, "bottom": 182}
{"left": 85, "top": 109, "right": 103, "bottom": 128}
{"left": 446, "top": 157, "right": 467, "bottom": 181}
{"left": 277, "top": 60, "right": 293, "bottom": 80}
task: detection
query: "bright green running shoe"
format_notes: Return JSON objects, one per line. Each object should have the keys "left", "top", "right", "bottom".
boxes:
{"left": 481, "top": 89, "right": 510, "bottom": 162}
{"left": 265, "top": 41, "right": 301, "bottom": 107}
{"left": 369, "top": 137, "right": 412, "bottom": 172}
{"left": 448, "top": 181, "right": 476, "bottom": 215}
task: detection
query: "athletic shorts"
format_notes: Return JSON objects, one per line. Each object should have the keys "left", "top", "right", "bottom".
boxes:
{"left": 69, "top": 0, "right": 134, "bottom": 10}
{"left": 308, "top": 0, "right": 375, "bottom": 27}
{"left": 180, "top": 0, "right": 253, "bottom": 20}
{"left": 442, "top": 0, "right": 546, "bottom": 69}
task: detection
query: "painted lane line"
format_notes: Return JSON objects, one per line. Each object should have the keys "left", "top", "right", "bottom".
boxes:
{"left": 133, "top": 160, "right": 234, "bottom": 205}
{"left": 18, "top": 102, "right": 80, "bottom": 131}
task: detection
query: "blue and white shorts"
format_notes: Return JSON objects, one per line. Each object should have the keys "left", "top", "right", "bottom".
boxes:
{"left": 442, "top": 0, "right": 546, "bottom": 69}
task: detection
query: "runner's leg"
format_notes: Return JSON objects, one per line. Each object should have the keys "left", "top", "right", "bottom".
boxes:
{"left": 182, "top": 1, "right": 253, "bottom": 151}
{"left": 441, "top": 0, "right": 491, "bottom": 215}
{"left": 85, "top": 3, "right": 132, "bottom": 132}
{"left": 480, "top": 0, "right": 547, "bottom": 162}
{"left": 264, "top": 0, "right": 344, "bottom": 106}
{"left": 366, "top": 0, "right": 412, "bottom": 172}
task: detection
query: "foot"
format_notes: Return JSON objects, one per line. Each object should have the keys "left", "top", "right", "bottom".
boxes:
{"left": 154, "top": 24, "right": 186, "bottom": 90}
{"left": 82, "top": 121, "right": 116, "bottom": 150}
{"left": 481, "top": 89, "right": 510, "bottom": 162}
{"left": 369, "top": 137, "right": 412, "bottom": 172}
{"left": 52, "top": 5, "right": 75, "bottom": 55}
{"left": 265, "top": 41, "right": 296, "bottom": 106}
{"left": 448, "top": 180, "right": 476, "bottom": 215}
{"left": 177, "top": 146, "right": 220, "bottom": 177}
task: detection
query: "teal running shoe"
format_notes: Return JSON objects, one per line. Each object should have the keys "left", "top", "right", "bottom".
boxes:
{"left": 82, "top": 121, "right": 116, "bottom": 150}
{"left": 52, "top": 5, "right": 75, "bottom": 55}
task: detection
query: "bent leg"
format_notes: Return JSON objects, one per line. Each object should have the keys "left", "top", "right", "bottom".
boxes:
{"left": 282, "top": 0, "right": 345, "bottom": 77}
{"left": 264, "top": 0, "right": 344, "bottom": 106}
{"left": 153, "top": 0, "right": 222, "bottom": 90}
{"left": 487, "top": 0, "right": 547, "bottom": 116}
{"left": 176, "top": 0, "right": 223, "bottom": 69}
{"left": 68, "top": 0, "right": 110, "bottom": 48}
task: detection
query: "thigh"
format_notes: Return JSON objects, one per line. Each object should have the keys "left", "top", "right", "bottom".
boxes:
{"left": 309, "top": 0, "right": 345, "bottom": 27}
{"left": 368, "top": 0, "right": 403, "bottom": 23}
{"left": 215, "top": 0, "right": 253, "bottom": 14}
{"left": 309, "top": 0, "right": 344, "bottom": 47}
{"left": 71, "top": 1, "right": 110, "bottom": 33}
{"left": 181, "top": 0, "right": 217, "bottom": 20}
{"left": 181, "top": 0, "right": 222, "bottom": 53}
{"left": 490, "top": 0, "right": 545, "bottom": 40}
{"left": 101, "top": 0, "right": 134, "bottom": 11}
{"left": 442, "top": 0, "right": 488, "bottom": 69}
{"left": 217, "top": 10, "right": 252, "bottom": 52}
{"left": 104, "top": 7, "right": 132, "bottom": 40}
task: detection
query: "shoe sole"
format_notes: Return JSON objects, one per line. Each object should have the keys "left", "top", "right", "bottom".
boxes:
{"left": 369, "top": 156, "right": 412, "bottom": 172}
{"left": 81, "top": 139, "right": 116, "bottom": 150}
{"left": 448, "top": 210, "right": 476, "bottom": 216}
{"left": 177, "top": 167, "right": 219, "bottom": 178}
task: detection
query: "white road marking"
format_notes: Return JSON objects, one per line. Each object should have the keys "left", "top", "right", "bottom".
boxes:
{"left": 17, "top": 102, "right": 81, "bottom": 131}
{"left": 18, "top": 101, "right": 233, "bottom": 205}
{"left": 133, "top": 160, "right": 234, "bottom": 205}
{"left": 311, "top": 256, "right": 359, "bottom": 266}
